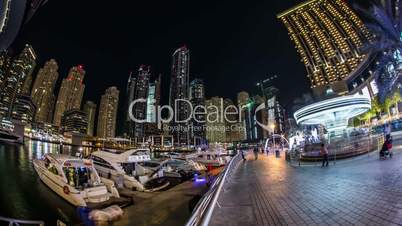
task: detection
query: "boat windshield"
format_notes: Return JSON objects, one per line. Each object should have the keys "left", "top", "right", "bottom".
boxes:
{"left": 63, "top": 166, "right": 99, "bottom": 189}
{"left": 121, "top": 162, "right": 136, "bottom": 176}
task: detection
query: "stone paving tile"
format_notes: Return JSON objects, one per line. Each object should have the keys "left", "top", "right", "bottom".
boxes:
{"left": 209, "top": 143, "right": 402, "bottom": 226}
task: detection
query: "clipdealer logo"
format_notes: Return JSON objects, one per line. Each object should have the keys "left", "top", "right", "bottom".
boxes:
{"left": 128, "top": 99, "right": 272, "bottom": 132}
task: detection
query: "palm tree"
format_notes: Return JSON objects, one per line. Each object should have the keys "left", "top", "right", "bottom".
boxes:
{"left": 353, "top": 0, "right": 402, "bottom": 102}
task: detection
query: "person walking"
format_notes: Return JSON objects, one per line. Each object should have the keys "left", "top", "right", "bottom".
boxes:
{"left": 241, "top": 149, "right": 246, "bottom": 161}
{"left": 320, "top": 143, "right": 329, "bottom": 167}
{"left": 253, "top": 146, "right": 258, "bottom": 160}
{"left": 384, "top": 123, "right": 391, "bottom": 137}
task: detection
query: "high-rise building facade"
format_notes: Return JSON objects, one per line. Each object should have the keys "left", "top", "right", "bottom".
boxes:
{"left": 0, "top": 44, "right": 36, "bottom": 118}
{"left": 53, "top": 65, "right": 85, "bottom": 126}
{"left": 132, "top": 65, "right": 150, "bottom": 138}
{"left": 278, "top": 0, "right": 372, "bottom": 96}
{"left": 237, "top": 91, "right": 249, "bottom": 141}
{"left": 0, "top": 51, "right": 10, "bottom": 87}
{"left": 146, "top": 73, "right": 161, "bottom": 123}
{"left": 169, "top": 46, "right": 190, "bottom": 145}
{"left": 97, "top": 86, "right": 119, "bottom": 138}
{"left": 31, "top": 59, "right": 59, "bottom": 123}
{"left": 61, "top": 109, "right": 88, "bottom": 134}
{"left": 205, "top": 97, "right": 226, "bottom": 144}
{"left": 190, "top": 79, "right": 206, "bottom": 145}
{"left": 12, "top": 94, "right": 36, "bottom": 125}
{"left": 83, "top": 101, "right": 96, "bottom": 136}
{"left": 124, "top": 71, "right": 136, "bottom": 137}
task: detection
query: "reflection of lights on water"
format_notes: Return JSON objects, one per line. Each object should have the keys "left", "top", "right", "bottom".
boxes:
{"left": 195, "top": 178, "right": 206, "bottom": 183}
{"left": 194, "top": 173, "right": 206, "bottom": 183}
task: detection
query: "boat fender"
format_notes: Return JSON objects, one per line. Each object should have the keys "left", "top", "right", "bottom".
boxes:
{"left": 63, "top": 186, "right": 70, "bottom": 195}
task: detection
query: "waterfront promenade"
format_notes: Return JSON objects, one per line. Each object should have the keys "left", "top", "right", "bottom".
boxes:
{"left": 209, "top": 139, "right": 402, "bottom": 226}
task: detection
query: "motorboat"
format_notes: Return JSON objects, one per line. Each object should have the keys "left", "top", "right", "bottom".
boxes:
{"left": 184, "top": 151, "right": 231, "bottom": 167}
{"left": 0, "top": 120, "right": 22, "bottom": 143}
{"left": 0, "top": 128, "right": 22, "bottom": 143}
{"left": 90, "top": 148, "right": 168, "bottom": 191}
{"left": 33, "top": 154, "right": 116, "bottom": 207}
{"left": 163, "top": 159, "right": 207, "bottom": 177}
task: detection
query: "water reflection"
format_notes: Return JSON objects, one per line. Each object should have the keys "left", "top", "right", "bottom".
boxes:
{"left": 0, "top": 140, "right": 81, "bottom": 225}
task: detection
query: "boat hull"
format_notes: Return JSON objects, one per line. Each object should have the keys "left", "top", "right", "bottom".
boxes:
{"left": 93, "top": 164, "right": 145, "bottom": 191}
{"left": 33, "top": 160, "right": 109, "bottom": 207}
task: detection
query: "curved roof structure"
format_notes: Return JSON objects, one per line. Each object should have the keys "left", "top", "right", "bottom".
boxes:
{"left": 294, "top": 95, "right": 371, "bottom": 131}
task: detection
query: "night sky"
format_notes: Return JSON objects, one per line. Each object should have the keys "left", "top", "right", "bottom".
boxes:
{"left": 12, "top": 0, "right": 315, "bottom": 113}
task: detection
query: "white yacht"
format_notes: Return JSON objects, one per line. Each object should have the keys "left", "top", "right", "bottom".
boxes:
{"left": 90, "top": 148, "right": 160, "bottom": 191}
{"left": 0, "top": 120, "right": 22, "bottom": 143}
{"left": 0, "top": 129, "right": 22, "bottom": 143}
{"left": 184, "top": 151, "right": 231, "bottom": 167}
{"left": 33, "top": 154, "right": 114, "bottom": 207}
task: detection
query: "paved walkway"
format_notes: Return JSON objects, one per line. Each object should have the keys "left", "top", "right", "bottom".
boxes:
{"left": 210, "top": 140, "right": 402, "bottom": 226}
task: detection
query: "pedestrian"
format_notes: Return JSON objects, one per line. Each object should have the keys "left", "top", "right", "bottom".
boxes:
{"left": 320, "top": 143, "right": 329, "bottom": 167}
{"left": 241, "top": 149, "right": 246, "bottom": 161}
{"left": 253, "top": 146, "right": 258, "bottom": 160}
{"left": 384, "top": 123, "right": 391, "bottom": 137}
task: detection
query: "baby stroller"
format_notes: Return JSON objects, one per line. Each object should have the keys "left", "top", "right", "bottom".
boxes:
{"left": 380, "top": 135, "right": 393, "bottom": 160}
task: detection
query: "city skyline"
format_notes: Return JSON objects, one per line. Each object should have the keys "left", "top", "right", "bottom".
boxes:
{"left": 9, "top": 0, "right": 316, "bottom": 110}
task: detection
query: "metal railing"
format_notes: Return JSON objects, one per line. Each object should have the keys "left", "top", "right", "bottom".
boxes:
{"left": 186, "top": 152, "right": 242, "bottom": 226}
{"left": 0, "top": 216, "right": 44, "bottom": 226}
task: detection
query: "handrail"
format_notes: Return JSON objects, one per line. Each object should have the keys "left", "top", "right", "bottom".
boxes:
{"left": 186, "top": 152, "right": 241, "bottom": 226}
{"left": 0, "top": 216, "right": 44, "bottom": 226}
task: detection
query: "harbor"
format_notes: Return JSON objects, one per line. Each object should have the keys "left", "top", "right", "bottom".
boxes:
{"left": 0, "top": 139, "right": 225, "bottom": 225}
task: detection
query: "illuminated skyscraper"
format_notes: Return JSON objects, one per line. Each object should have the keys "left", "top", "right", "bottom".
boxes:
{"left": 53, "top": 65, "right": 85, "bottom": 126}
{"left": 237, "top": 91, "right": 250, "bottom": 141}
{"left": 124, "top": 71, "right": 136, "bottom": 136}
{"left": 97, "top": 86, "right": 119, "bottom": 138}
{"left": 278, "top": 0, "right": 372, "bottom": 96}
{"left": 205, "top": 97, "right": 226, "bottom": 143}
{"left": 0, "top": 44, "right": 36, "bottom": 118}
{"left": 12, "top": 94, "right": 36, "bottom": 124}
{"left": 146, "top": 74, "right": 161, "bottom": 123}
{"left": 83, "top": 101, "right": 96, "bottom": 136}
{"left": 190, "top": 79, "right": 205, "bottom": 144}
{"left": 31, "top": 59, "right": 59, "bottom": 123}
{"left": 170, "top": 46, "right": 190, "bottom": 145}
{"left": 0, "top": 50, "right": 10, "bottom": 90}
{"left": 132, "top": 65, "right": 150, "bottom": 138}
{"left": 61, "top": 109, "right": 88, "bottom": 134}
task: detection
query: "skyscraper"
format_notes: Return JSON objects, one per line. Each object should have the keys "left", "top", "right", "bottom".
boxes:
{"left": 97, "top": 86, "right": 119, "bottom": 138}
{"left": 190, "top": 79, "right": 205, "bottom": 144}
{"left": 12, "top": 94, "right": 36, "bottom": 125}
{"left": 61, "top": 109, "right": 88, "bottom": 134}
{"left": 0, "top": 51, "right": 10, "bottom": 87}
{"left": 125, "top": 71, "right": 136, "bottom": 137}
{"left": 146, "top": 74, "right": 161, "bottom": 123}
{"left": 169, "top": 46, "right": 190, "bottom": 145}
{"left": 278, "top": 0, "right": 372, "bottom": 96}
{"left": 237, "top": 91, "right": 250, "bottom": 141}
{"left": 83, "top": 101, "right": 96, "bottom": 136}
{"left": 205, "top": 97, "right": 226, "bottom": 143}
{"left": 132, "top": 65, "right": 150, "bottom": 138}
{"left": 53, "top": 65, "right": 85, "bottom": 126}
{"left": 31, "top": 59, "right": 59, "bottom": 123}
{"left": 0, "top": 44, "right": 36, "bottom": 118}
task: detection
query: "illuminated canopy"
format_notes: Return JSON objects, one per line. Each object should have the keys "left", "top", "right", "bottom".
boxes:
{"left": 294, "top": 95, "right": 371, "bottom": 131}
